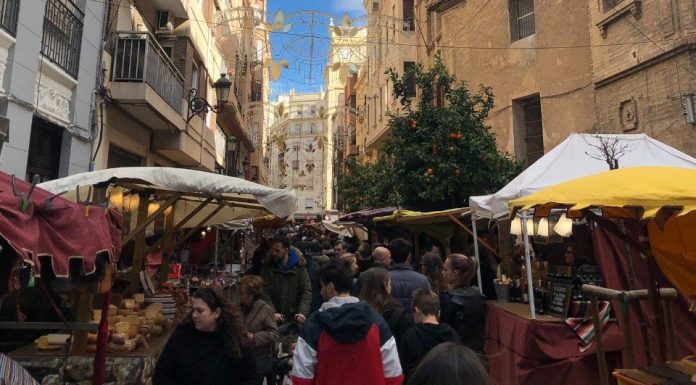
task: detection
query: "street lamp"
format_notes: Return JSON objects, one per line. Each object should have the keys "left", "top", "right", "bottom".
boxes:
{"left": 186, "top": 73, "right": 233, "bottom": 123}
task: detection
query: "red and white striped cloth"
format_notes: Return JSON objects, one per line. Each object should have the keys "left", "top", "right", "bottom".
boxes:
{"left": 0, "top": 353, "right": 39, "bottom": 385}
{"left": 564, "top": 300, "right": 611, "bottom": 352}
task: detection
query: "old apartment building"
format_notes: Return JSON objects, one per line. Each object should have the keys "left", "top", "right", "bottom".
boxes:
{"left": 94, "top": 0, "right": 268, "bottom": 179}
{"left": 0, "top": 0, "right": 106, "bottom": 180}
{"left": 362, "top": 0, "right": 418, "bottom": 159}
{"left": 267, "top": 91, "right": 328, "bottom": 219}
{"left": 356, "top": 0, "right": 696, "bottom": 165}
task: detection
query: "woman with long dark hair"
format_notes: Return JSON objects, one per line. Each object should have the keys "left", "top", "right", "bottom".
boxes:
{"left": 440, "top": 254, "right": 486, "bottom": 353}
{"left": 154, "top": 287, "right": 257, "bottom": 385}
{"left": 407, "top": 342, "right": 491, "bottom": 385}
{"left": 358, "top": 267, "right": 413, "bottom": 344}
{"left": 420, "top": 252, "right": 444, "bottom": 296}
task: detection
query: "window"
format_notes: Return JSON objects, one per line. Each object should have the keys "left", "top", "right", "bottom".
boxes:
{"left": 0, "top": 0, "right": 20, "bottom": 36}
{"left": 510, "top": 0, "right": 535, "bottom": 41}
{"left": 427, "top": 11, "right": 441, "bottom": 46}
{"left": 27, "top": 117, "right": 63, "bottom": 182}
{"left": 156, "top": 10, "right": 170, "bottom": 29}
{"left": 404, "top": 62, "right": 416, "bottom": 97}
{"left": 513, "top": 95, "right": 543, "bottom": 167}
{"left": 162, "top": 45, "right": 173, "bottom": 58}
{"left": 292, "top": 160, "right": 299, "bottom": 170}
{"left": 42, "top": 0, "right": 84, "bottom": 78}
{"left": 403, "top": 0, "right": 415, "bottom": 31}
{"left": 305, "top": 198, "right": 314, "bottom": 209}
{"left": 107, "top": 145, "right": 143, "bottom": 168}
{"left": 602, "top": 0, "right": 620, "bottom": 11}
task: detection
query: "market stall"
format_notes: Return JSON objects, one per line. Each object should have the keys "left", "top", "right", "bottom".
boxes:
{"left": 509, "top": 166, "right": 696, "bottom": 384}
{"left": 0, "top": 172, "right": 121, "bottom": 384}
{"left": 6, "top": 167, "right": 297, "bottom": 384}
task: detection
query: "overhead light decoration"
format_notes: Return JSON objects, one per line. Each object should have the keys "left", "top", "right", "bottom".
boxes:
{"left": 554, "top": 213, "right": 573, "bottom": 237}
{"left": 537, "top": 217, "right": 549, "bottom": 237}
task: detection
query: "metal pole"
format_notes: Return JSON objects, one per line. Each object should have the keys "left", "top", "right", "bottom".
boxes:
{"left": 471, "top": 215, "right": 483, "bottom": 296}
{"left": 520, "top": 211, "right": 536, "bottom": 318}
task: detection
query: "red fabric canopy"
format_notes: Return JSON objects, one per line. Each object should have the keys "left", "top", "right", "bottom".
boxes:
{"left": 0, "top": 172, "right": 121, "bottom": 277}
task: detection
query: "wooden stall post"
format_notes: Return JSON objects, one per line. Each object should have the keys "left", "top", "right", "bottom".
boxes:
{"left": 663, "top": 297, "right": 677, "bottom": 360}
{"left": 647, "top": 256, "right": 667, "bottom": 364}
{"left": 590, "top": 293, "right": 609, "bottom": 385}
{"left": 159, "top": 203, "right": 177, "bottom": 284}
{"left": 70, "top": 284, "right": 92, "bottom": 354}
{"left": 127, "top": 194, "right": 150, "bottom": 294}
{"left": 619, "top": 295, "right": 635, "bottom": 368}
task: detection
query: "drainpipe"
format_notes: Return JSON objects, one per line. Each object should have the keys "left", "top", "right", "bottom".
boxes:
{"left": 89, "top": 0, "right": 111, "bottom": 172}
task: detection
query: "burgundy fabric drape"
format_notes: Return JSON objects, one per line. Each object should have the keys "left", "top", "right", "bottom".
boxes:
{"left": 0, "top": 172, "right": 120, "bottom": 277}
{"left": 590, "top": 219, "right": 696, "bottom": 367}
{"left": 485, "top": 303, "right": 624, "bottom": 385}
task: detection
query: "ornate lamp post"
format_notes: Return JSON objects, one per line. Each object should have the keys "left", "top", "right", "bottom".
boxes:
{"left": 186, "top": 73, "right": 233, "bottom": 123}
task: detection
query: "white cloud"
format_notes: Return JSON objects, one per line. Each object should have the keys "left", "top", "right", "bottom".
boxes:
{"left": 333, "top": 0, "right": 365, "bottom": 13}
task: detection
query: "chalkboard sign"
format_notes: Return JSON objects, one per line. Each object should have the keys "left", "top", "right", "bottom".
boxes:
{"left": 548, "top": 283, "right": 572, "bottom": 318}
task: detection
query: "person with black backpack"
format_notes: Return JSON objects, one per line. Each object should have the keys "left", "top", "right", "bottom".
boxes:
{"left": 358, "top": 267, "right": 414, "bottom": 345}
{"left": 440, "top": 254, "right": 486, "bottom": 353}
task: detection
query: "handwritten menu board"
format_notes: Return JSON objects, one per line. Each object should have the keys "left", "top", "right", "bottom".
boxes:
{"left": 548, "top": 284, "right": 572, "bottom": 318}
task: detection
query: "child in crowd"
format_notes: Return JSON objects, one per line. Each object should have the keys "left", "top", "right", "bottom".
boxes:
{"left": 399, "top": 289, "right": 461, "bottom": 381}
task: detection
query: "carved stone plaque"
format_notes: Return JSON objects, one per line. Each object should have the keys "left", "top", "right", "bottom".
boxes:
{"left": 619, "top": 98, "right": 638, "bottom": 131}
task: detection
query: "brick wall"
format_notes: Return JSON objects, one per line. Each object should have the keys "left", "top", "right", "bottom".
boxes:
{"left": 595, "top": 50, "right": 696, "bottom": 156}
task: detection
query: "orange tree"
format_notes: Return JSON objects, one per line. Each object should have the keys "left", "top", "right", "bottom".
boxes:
{"left": 337, "top": 54, "right": 520, "bottom": 211}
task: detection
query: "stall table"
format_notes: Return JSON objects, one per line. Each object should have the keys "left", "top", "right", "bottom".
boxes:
{"left": 9, "top": 332, "right": 171, "bottom": 385}
{"left": 485, "top": 301, "right": 624, "bottom": 385}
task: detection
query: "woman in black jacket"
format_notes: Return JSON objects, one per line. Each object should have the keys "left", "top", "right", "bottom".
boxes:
{"left": 154, "top": 287, "right": 257, "bottom": 385}
{"left": 358, "top": 267, "right": 414, "bottom": 344}
{"left": 440, "top": 254, "right": 486, "bottom": 353}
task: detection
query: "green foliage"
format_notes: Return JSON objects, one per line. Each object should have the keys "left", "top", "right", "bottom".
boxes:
{"left": 337, "top": 53, "right": 521, "bottom": 212}
{"left": 337, "top": 157, "right": 401, "bottom": 213}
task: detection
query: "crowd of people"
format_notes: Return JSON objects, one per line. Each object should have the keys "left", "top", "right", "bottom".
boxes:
{"left": 154, "top": 232, "right": 490, "bottom": 385}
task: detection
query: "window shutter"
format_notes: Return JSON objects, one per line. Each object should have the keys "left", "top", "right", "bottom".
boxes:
{"left": 509, "top": 0, "right": 519, "bottom": 41}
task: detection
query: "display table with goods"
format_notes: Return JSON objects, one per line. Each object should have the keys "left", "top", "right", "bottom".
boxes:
{"left": 485, "top": 301, "right": 624, "bottom": 385}
{"left": 8, "top": 291, "right": 181, "bottom": 385}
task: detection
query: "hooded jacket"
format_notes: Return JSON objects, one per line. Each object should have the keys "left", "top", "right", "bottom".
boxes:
{"left": 291, "top": 296, "right": 403, "bottom": 385}
{"left": 440, "top": 285, "right": 485, "bottom": 352}
{"left": 398, "top": 323, "right": 462, "bottom": 380}
{"left": 261, "top": 246, "right": 312, "bottom": 321}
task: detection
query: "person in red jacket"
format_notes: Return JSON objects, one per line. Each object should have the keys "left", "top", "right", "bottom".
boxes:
{"left": 291, "top": 262, "right": 403, "bottom": 385}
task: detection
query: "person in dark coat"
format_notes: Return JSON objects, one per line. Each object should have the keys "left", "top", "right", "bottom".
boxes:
{"left": 239, "top": 276, "right": 278, "bottom": 385}
{"left": 260, "top": 236, "right": 312, "bottom": 324}
{"left": 399, "top": 289, "right": 461, "bottom": 381}
{"left": 358, "top": 267, "right": 413, "bottom": 345}
{"left": 440, "top": 254, "right": 486, "bottom": 353}
{"left": 389, "top": 238, "right": 431, "bottom": 310}
{"left": 154, "top": 287, "right": 257, "bottom": 385}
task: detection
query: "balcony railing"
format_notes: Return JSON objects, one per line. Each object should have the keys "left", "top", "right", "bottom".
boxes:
{"left": 0, "top": 0, "right": 19, "bottom": 36}
{"left": 42, "top": 0, "right": 83, "bottom": 78}
{"left": 112, "top": 32, "right": 184, "bottom": 114}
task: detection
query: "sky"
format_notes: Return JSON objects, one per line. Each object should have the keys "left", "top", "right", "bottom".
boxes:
{"left": 267, "top": 0, "right": 366, "bottom": 100}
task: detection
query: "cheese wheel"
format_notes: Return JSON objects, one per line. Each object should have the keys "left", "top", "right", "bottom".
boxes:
{"left": 134, "top": 293, "right": 145, "bottom": 303}
{"left": 114, "top": 321, "right": 130, "bottom": 334}
{"left": 87, "top": 332, "right": 98, "bottom": 343}
{"left": 111, "top": 333, "right": 127, "bottom": 345}
{"left": 121, "top": 299, "right": 135, "bottom": 309}
{"left": 86, "top": 343, "right": 97, "bottom": 353}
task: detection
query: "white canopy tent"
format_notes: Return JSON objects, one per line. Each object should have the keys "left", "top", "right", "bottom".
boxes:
{"left": 467, "top": 133, "right": 696, "bottom": 308}
{"left": 39, "top": 167, "right": 297, "bottom": 289}
{"left": 470, "top": 133, "right": 696, "bottom": 220}
{"left": 38, "top": 167, "right": 297, "bottom": 226}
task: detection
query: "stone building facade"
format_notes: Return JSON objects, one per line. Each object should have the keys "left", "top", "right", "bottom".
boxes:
{"left": 355, "top": 0, "right": 696, "bottom": 166}
{"left": 267, "top": 91, "right": 328, "bottom": 218}
{"left": 0, "top": 0, "right": 106, "bottom": 181}
{"left": 590, "top": 0, "right": 696, "bottom": 156}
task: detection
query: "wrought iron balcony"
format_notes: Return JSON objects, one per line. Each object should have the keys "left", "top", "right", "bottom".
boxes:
{"left": 112, "top": 31, "right": 184, "bottom": 114}
{"left": 41, "top": 0, "right": 83, "bottom": 78}
{"left": 0, "top": 0, "right": 20, "bottom": 36}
